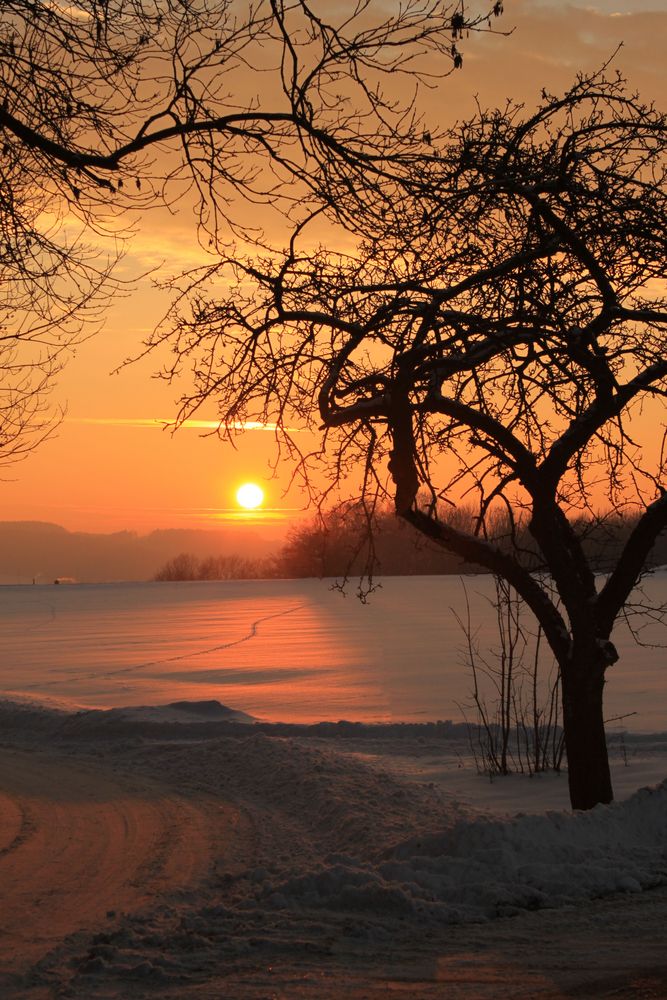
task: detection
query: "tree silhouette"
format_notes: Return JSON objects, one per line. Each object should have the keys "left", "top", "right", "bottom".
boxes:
{"left": 154, "top": 70, "right": 667, "bottom": 810}
{"left": 1, "top": 0, "right": 500, "bottom": 463}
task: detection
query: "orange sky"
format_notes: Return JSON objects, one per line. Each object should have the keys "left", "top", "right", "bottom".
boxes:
{"left": 1, "top": 0, "right": 665, "bottom": 540}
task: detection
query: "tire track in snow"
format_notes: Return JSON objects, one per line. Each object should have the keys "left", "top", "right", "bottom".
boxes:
{"left": 0, "top": 748, "right": 247, "bottom": 974}
{"left": 19, "top": 601, "right": 308, "bottom": 689}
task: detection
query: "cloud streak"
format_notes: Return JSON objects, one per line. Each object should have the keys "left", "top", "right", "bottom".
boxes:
{"left": 67, "top": 417, "right": 301, "bottom": 432}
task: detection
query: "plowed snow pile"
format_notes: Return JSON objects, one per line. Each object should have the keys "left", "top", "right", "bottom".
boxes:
{"left": 1, "top": 698, "right": 666, "bottom": 999}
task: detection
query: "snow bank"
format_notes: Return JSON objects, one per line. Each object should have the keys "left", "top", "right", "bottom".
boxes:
{"left": 79, "top": 699, "right": 256, "bottom": 725}
{"left": 255, "top": 780, "right": 667, "bottom": 923}
{"left": 3, "top": 693, "right": 667, "bottom": 934}
{"left": 14, "top": 715, "right": 667, "bottom": 996}
{"left": 124, "top": 731, "right": 667, "bottom": 927}
{"left": 59, "top": 756, "right": 667, "bottom": 995}
{"left": 124, "top": 731, "right": 464, "bottom": 858}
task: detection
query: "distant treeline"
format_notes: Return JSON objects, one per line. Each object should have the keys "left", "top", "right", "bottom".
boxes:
{"left": 154, "top": 552, "right": 271, "bottom": 581}
{"left": 154, "top": 504, "right": 667, "bottom": 581}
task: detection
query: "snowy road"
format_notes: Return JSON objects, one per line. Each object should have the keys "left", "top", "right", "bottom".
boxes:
{"left": 0, "top": 749, "right": 246, "bottom": 979}
{"left": 186, "top": 885, "right": 667, "bottom": 999}
{"left": 1, "top": 707, "right": 666, "bottom": 999}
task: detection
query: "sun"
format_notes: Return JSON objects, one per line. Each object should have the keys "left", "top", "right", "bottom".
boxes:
{"left": 236, "top": 482, "right": 265, "bottom": 510}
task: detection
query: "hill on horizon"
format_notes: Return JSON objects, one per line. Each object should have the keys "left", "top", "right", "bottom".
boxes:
{"left": 0, "top": 521, "right": 281, "bottom": 584}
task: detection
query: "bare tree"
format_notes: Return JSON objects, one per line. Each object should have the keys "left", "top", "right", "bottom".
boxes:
{"left": 1, "top": 1, "right": 499, "bottom": 219}
{"left": 1, "top": 0, "right": 501, "bottom": 463}
{"left": 1, "top": 0, "right": 141, "bottom": 465}
{"left": 0, "top": 158, "right": 118, "bottom": 466}
{"left": 152, "top": 70, "right": 667, "bottom": 810}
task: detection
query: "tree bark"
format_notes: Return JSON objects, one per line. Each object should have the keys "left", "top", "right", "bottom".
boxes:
{"left": 561, "top": 657, "right": 613, "bottom": 810}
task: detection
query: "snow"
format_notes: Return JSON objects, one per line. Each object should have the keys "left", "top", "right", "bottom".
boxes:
{"left": 266, "top": 781, "right": 667, "bottom": 923}
{"left": 2, "top": 700, "right": 666, "bottom": 929}
{"left": 3, "top": 575, "right": 667, "bottom": 730}
{"left": 1, "top": 573, "right": 667, "bottom": 995}
{"left": 105, "top": 724, "right": 667, "bottom": 929}
{"left": 0, "top": 699, "right": 657, "bottom": 998}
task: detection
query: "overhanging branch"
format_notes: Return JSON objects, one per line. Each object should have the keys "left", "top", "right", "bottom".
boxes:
{"left": 541, "top": 358, "right": 667, "bottom": 487}
{"left": 597, "top": 492, "right": 667, "bottom": 633}
{"left": 402, "top": 508, "right": 571, "bottom": 661}
{"left": 420, "top": 395, "right": 538, "bottom": 486}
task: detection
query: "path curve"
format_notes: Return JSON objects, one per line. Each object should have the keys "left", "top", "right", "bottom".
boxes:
{"left": 0, "top": 748, "right": 243, "bottom": 974}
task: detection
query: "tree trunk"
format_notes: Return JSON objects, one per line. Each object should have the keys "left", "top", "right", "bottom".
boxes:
{"left": 561, "top": 658, "right": 613, "bottom": 810}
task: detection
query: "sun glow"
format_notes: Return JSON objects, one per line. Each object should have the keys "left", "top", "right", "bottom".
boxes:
{"left": 236, "top": 482, "right": 265, "bottom": 510}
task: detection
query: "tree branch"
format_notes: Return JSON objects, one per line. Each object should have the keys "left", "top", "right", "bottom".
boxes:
{"left": 597, "top": 492, "right": 667, "bottom": 634}
{"left": 402, "top": 508, "right": 571, "bottom": 661}
{"left": 540, "top": 359, "right": 667, "bottom": 487}
{"left": 420, "top": 395, "right": 538, "bottom": 485}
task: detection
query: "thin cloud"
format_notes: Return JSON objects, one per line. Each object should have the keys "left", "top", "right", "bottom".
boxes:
{"left": 67, "top": 417, "right": 302, "bottom": 432}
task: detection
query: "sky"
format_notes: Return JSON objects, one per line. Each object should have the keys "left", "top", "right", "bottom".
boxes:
{"left": 1, "top": 0, "right": 665, "bottom": 540}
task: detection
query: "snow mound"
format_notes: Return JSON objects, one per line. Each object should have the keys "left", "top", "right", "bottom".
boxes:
{"left": 100, "top": 699, "right": 256, "bottom": 724}
{"left": 0, "top": 695, "right": 75, "bottom": 738}
{"left": 0, "top": 693, "right": 77, "bottom": 714}
{"left": 254, "top": 780, "right": 667, "bottom": 923}
{"left": 128, "top": 736, "right": 667, "bottom": 925}
{"left": 129, "top": 732, "right": 462, "bottom": 857}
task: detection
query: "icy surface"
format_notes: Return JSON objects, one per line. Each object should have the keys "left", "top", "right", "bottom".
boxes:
{"left": 2, "top": 574, "right": 667, "bottom": 730}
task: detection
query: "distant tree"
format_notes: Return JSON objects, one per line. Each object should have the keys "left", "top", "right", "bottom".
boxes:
{"left": 1, "top": 0, "right": 500, "bottom": 464}
{"left": 152, "top": 71, "right": 667, "bottom": 810}
{"left": 277, "top": 505, "right": 372, "bottom": 580}
{"left": 154, "top": 551, "right": 266, "bottom": 581}
{"left": 278, "top": 504, "right": 665, "bottom": 583}
{"left": 154, "top": 552, "right": 200, "bottom": 581}
{"left": 197, "top": 553, "right": 265, "bottom": 580}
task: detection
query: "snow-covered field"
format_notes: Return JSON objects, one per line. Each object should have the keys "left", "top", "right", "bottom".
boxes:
{"left": 2, "top": 574, "right": 667, "bottom": 730}
{"left": 1, "top": 696, "right": 666, "bottom": 998}
{"left": 2, "top": 575, "right": 667, "bottom": 996}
